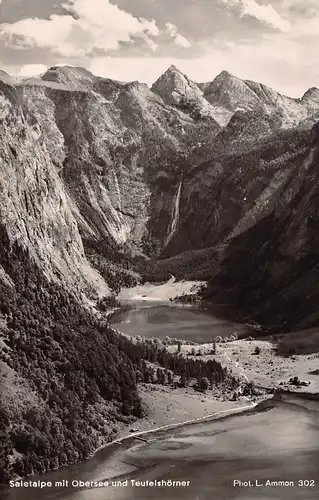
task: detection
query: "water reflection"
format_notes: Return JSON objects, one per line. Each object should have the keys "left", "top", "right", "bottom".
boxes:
{"left": 110, "top": 303, "right": 243, "bottom": 343}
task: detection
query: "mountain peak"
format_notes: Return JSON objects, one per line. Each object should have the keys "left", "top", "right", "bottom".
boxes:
{"left": 151, "top": 65, "right": 198, "bottom": 106}
{"left": 200, "top": 71, "right": 261, "bottom": 112}
{"left": 44, "top": 65, "right": 94, "bottom": 77}
{"left": 197, "top": 70, "right": 238, "bottom": 93}
{"left": 166, "top": 64, "right": 183, "bottom": 74}
{"left": 154, "top": 64, "right": 188, "bottom": 84}
{"left": 41, "top": 66, "right": 98, "bottom": 90}
{"left": 151, "top": 66, "right": 227, "bottom": 126}
{"left": 0, "top": 69, "right": 17, "bottom": 85}
{"left": 159, "top": 64, "right": 200, "bottom": 82}
{"left": 216, "top": 69, "right": 236, "bottom": 80}
{"left": 302, "top": 87, "right": 319, "bottom": 101}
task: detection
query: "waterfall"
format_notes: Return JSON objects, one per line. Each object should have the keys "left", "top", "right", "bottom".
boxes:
{"left": 113, "top": 170, "right": 122, "bottom": 211}
{"left": 165, "top": 181, "right": 182, "bottom": 246}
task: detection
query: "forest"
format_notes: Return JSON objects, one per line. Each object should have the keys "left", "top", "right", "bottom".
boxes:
{"left": 0, "top": 223, "right": 236, "bottom": 482}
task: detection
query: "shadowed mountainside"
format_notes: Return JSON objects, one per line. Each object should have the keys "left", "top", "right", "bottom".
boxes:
{"left": 203, "top": 124, "right": 319, "bottom": 332}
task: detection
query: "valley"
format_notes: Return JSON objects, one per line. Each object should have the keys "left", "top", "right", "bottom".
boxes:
{"left": 1, "top": 62, "right": 319, "bottom": 490}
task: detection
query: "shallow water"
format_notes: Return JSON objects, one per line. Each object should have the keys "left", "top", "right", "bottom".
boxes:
{"left": 2, "top": 397, "right": 319, "bottom": 500}
{"left": 110, "top": 302, "right": 243, "bottom": 343}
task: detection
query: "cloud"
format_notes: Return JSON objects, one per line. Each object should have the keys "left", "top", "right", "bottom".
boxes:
{"left": 0, "top": 0, "right": 161, "bottom": 56}
{"left": 220, "top": 0, "right": 291, "bottom": 32}
{"left": 165, "top": 23, "right": 192, "bottom": 48}
{"left": 0, "top": 0, "right": 191, "bottom": 57}
{"left": 17, "top": 64, "right": 48, "bottom": 77}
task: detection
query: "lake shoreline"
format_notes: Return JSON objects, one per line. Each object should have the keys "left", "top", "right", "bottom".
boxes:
{"left": 110, "top": 278, "right": 319, "bottom": 455}
{"left": 93, "top": 398, "right": 260, "bottom": 457}
{"left": 100, "top": 278, "right": 257, "bottom": 461}
{"left": 95, "top": 389, "right": 319, "bottom": 455}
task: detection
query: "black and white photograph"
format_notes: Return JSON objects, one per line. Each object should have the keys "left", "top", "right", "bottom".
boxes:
{"left": 0, "top": 1, "right": 318, "bottom": 499}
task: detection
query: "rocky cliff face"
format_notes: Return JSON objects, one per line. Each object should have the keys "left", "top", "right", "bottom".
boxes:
{"left": 0, "top": 76, "right": 108, "bottom": 296}
{"left": 162, "top": 126, "right": 312, "bottom": 256}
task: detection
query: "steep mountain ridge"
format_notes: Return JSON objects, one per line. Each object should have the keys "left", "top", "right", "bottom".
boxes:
{"left": 199, "top": 70, "right": 317, "bottom": 129}
{"left": 198, "top": 70, "right": 261, "bottom": 112}
{"left": 151, "top": 65, "right": 318, "bottom": 130}
{"left": 301, "top": 87, "right": 319, "bottom": 127}
{"left": 151, "top": 64, "right": 230, "bottom": 125}
{"left": 41, "top": 66, "right": 99, "bottom": 90}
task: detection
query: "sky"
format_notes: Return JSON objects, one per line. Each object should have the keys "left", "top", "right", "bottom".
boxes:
{"left": 0, "top": 0, "right": 318, "bottom": 97}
